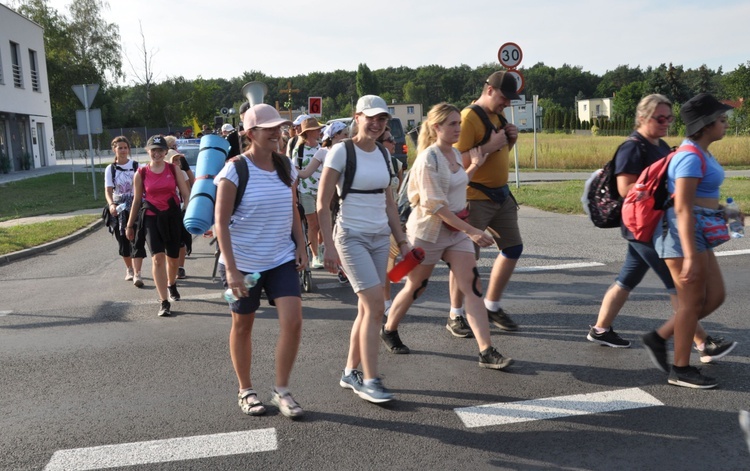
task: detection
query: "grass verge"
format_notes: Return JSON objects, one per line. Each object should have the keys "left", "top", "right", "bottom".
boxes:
{"left": 0, "top": 215, "right": 100, "bottom": 256}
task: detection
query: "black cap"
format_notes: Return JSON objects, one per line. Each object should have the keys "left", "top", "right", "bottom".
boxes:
{"left": 239, "top": 101, "right": 250, "bottom": 115}
{"left": 145, "top": 135, "right": 168, "bottom": 150}
{"left": 681, "top": 93, "right": 733, "bottom": 136}
{"left": 486, "top": 71, "right": 521, "bottom": 101}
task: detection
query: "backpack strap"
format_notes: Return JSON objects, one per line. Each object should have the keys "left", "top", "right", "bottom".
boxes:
{"left": 467, "top": 104, "right": 505, "bottom": 147}
{"left": 232, "top": 156, "right": 249, "bottom": 215}
{"left": 297, "top": 143, "right": 305, "bottom": 169}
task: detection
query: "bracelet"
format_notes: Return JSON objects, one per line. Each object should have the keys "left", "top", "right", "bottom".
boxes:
{"left": 109, "top": 203, "right": 116, "bottom": 206}
{"left": 397, "top": 240, "right": 408, "bottom": 247}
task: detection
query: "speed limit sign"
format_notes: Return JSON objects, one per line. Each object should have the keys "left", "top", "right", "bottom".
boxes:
{"left": 498, "top": 42, "right": 523, "bottom": 69}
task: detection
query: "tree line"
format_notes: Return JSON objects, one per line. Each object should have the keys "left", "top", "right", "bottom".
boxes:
{"left": 10, "top": 0, "right": 750, "bottom": 141}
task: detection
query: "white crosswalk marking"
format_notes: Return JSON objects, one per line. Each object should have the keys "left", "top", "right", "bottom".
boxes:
{"left": 44, "top": 428, "right": 277, "bottom": 470}
{"left": 455, "top": 388, "right": 663, "bottom": 428}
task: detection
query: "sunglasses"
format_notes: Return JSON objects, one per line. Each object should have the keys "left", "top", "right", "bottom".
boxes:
{"left": 380, "top": 137, "right": 395, "bottom": 143}
{"left": 651, "top": 115, "right": 674, "bottom": 125}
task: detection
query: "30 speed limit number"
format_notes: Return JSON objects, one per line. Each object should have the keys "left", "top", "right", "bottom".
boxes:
{"left": 498, "top": 42, "right": 523, "bottom": 69}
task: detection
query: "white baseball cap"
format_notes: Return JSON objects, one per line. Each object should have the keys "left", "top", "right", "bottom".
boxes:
{"left": 221, "top": 123, "right": 234, "bottom": 132}
{"left": 292, "top": 114, "right": 310, "bottom": 126}
{"left": 356, "top": 95, "right": 390, "bottom": 117}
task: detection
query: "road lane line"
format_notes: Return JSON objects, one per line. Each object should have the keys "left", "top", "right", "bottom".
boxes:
{"left": 515, "top": 262, "right": 605, "bottom": 272}
{"left": 455, "top": 387, "right": 663, "bottom": 428}
{"left": 44, "top": 428, "right": 277, "bottom": 470}
{"left": 0, "top": 310, "right": 11, "bottom": 316}
{"left": 715, "top": 249, "right": 750, "bottom": 257}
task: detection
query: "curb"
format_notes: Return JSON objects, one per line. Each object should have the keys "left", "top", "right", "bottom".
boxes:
{"left": 0, "top": 218, "right": 104, "bottom": 266}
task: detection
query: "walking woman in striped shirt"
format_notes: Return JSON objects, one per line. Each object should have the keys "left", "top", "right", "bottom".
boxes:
{"left": 214, "top": 104, "right": 308, "bottom": 418}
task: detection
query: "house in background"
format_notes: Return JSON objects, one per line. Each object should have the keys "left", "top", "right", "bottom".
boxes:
{"left": 0, "top": 4, "right": 55, "bottom": 172}
{"left": 387, "top": 102, "right": 424, "bottom": 131}
{"left": 576, "top": 97, "right": 613, "bottom": 123}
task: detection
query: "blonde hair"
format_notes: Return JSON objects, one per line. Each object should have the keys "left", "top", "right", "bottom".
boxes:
{"left": 635, "top": 94, "right": 672, "bottom": 129}
{"left": 164, "top": 135, "right": 177, "bottom": 149}
{"left": 417, "top": 102, "right": 460, "bottom": 153}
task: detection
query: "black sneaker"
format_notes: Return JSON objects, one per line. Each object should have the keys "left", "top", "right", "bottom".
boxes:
{"left": 446, "top": 315, "right": 473, "bottom": 338}
{"left": 177, "top": 267, "right": 187, "bottom": 279}
{"left": 642, "top": 331, "right": 669, "bottom": 373}
{"left": 168, "top": 283, "right": 180, "bottom": 302}
{"left": 337, "top": 269, "right": 349, "bottom": 284}
{"left": 696, "top": 336, "right": 738, "bottom": 364}
{"left": 158, "top": 300, "right": 171, "bottom": 317}
{"left": 587, "top": 326, "right": 631, "bottom": 348}
{"left": 488, "top": 307, "right": 518, "bottom": 331}
{"left": 668, "top": 365, "right": 718, "bottom": 389}
{"left": 380, "top": 326, "right": 410, "bottom": 354}
{"left": 478, "top": 346, "right": 513, "bottom": 370}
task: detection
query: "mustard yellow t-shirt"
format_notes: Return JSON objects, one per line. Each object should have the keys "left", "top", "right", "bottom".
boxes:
{"left": 455, "top": 107, "right": 510, "bottom": 200}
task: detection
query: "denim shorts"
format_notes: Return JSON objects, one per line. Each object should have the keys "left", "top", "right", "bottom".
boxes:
{"left": 334, "top": 225, "right": 390, "bottom": 293}
{"left": 219, "top": 260, "right": 300, "bottom": 314}
{"left": 654, "top": 206, "right": 712, "bottom": 259}
{"left": 616, "top": 240, "right": 675, "bottom": 294}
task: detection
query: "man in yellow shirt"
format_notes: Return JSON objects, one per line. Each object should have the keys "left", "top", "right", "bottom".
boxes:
{"left": 447, "top": 71, "right": 523, "bottom": 338}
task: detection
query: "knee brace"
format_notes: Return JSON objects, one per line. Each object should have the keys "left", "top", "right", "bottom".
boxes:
{"left": 412, "top": 278, "right": 429, "bottom": 300}
{"left": 501, "top": 244, "right": 523, "bottom": 260}
{"left": 472, "top": 267, "right": 483, "bottom": 298}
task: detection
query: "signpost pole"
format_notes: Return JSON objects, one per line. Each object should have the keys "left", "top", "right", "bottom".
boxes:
{"left": 83, "top": 86, "right": 97, "bottom": 200}
{"left": 511, "top": 106, "right": 520, "bottom": 189}
{"left": 533, "top": 94, "right": 538, "bottom": 170}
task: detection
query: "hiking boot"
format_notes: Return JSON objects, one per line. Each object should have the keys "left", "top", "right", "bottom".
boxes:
{"left": 168, "top": 283, "right": 180, "bottom": 301}
{"left": 177, "top": 267, "right": 186, "bottom": 279}
{"left": 696, "top": 336, "right": 737, "bottom": 364}
{"left": 158, "top": 300, "right": 171, "bottom": 317}
{"left": 380, "top": 326, "right": 410, "bottom": 354}
{"left": 668, "top": 365, "right": 718, "bottom": 389}
{"left": 478, "top": 346, "right": 513, "bottom": 370}
{"left": 133, "top": 272, "right": 144, "bottom": 288}
{"left": 339, "top": 370, "right": 363, "bottom": 391}
{"left": 352, "top": 377, "right": 394, "bottom": 403}
{"left": 642, "top": 331, "right": 669, "bottom": 373}
{"left": 446, "top": 315, "right": 473, "bottom": 338}
{"left": 125, "top": 267, "right": 134, "bottom": 281}
{"left": 587, "top": 326, "right": 631, "bottom": 348}
{"left": 488, "top": 307, "right": 518, "bottom": 331}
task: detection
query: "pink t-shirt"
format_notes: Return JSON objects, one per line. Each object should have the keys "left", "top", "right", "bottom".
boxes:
{"left": 140, "top": 164, "right": 179, "bottom": 215}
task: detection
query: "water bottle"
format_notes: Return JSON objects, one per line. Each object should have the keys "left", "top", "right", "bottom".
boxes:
{"left": 115, "top": 202, "right": 127, "bottom": 214}
{"left": 387, "top": 247, "right": 425, "bottom": 283}
{"left": 725, "top": 197, "right": 745, "bottom": 238}
{"left": 223, "top": 272, "right": 261, "bottom": 302}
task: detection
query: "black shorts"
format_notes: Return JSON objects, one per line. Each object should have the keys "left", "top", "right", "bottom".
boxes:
{"left": 143, "top": 214, "right": 181, "bottom": 258}
{"left": 219, "top": 260, "right": 301, "bottom": 314}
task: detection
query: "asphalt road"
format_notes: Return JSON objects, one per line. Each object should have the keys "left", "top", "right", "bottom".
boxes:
{"left": 1, "top": 206, "right": 750, "bottom": 470}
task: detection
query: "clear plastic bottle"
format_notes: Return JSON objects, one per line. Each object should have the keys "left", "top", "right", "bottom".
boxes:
{"left": 725, "top": 197, "right": 745, "bottom": 238}
{"left": 115, "top": 202, "right": 127, "bottom": 214}
{"left": 223, "top": 272, "right": 261, "bottom": 302}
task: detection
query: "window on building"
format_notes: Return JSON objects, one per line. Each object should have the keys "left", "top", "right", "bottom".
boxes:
{"left": 388, "top": 107, "right": 395, "bottom": 115}
{"left": 0, "top": 49, "right": 4, "bottom": 85}
{"left": 407, "top": 106, "right": 414, "bottom": 114}
{"left": 10, "top": 41, "right": 23, "bottom": 88}
{"left": 518, "top": 106, "right": 526, "bottom": 112}
{"left": 583, "top": 104, "right": 587, "bottom": 111}
{"left": 595, "top": 104, "right": 601, "bottom": 115}
{"left": 29, "top": 49, "right": 39, "bottom": 92}
{"left": 408, "top": 119, "right": 415, "bottom": 128}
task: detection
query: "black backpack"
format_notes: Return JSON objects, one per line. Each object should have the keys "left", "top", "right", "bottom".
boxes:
{"left": 110, "top": 160, "right": 138, "bottom": 181}
{"left": 330, "top": 139, "right": 393, "bottom": 220}
{"left": 232, "top": 153, "right": 292, "bottom": 215}
{"left": 466, "top": 104, "right": 508, "bottom": 147}
{"left": 585, "top": 136, "right": 646, "bottom": 228}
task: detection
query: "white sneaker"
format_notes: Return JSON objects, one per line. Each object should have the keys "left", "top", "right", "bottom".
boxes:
{"left": 125, "top": 268, "right": 134, "bottom": 281}
{"left": 133, "top": 272, "right": 144, "bottom": 288}
{"left": 311, "top": 253, "right": 324, "bottom": 269}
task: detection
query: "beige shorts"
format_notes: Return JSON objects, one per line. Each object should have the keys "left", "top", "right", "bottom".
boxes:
{"left": 299, "top": 192, "right": 317, "bottom": 215}
{"left": 408, "top": 225, "right": 475, "bottom": 265}
{"left": 467, "top": 198, "right": 522, "bottom": 257}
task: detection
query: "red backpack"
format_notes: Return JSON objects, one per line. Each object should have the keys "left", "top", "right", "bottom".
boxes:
{"left": 621, "top": 144, "right": 705, "bottom": 242}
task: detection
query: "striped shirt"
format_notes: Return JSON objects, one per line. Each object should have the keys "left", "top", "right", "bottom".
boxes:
{"left": 214, "top": 156, "right": 298, "bottom": 272}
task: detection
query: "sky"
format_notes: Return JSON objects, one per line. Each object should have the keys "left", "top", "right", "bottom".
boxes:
{"left": 17, "top": 0, "right": 750, "bottom": 85}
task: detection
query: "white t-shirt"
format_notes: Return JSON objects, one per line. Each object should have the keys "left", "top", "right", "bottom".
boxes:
{"left": 213, "top": 156, "right": 299, "bottom": 272}
{"left": 104, "top": 159, "right": 138, "bottom": 202}
{"left": 324, "top": 141, "right": 391, "bottom": 233}
{"left": 296, "top": 144, "right": 322, "bottom": 195}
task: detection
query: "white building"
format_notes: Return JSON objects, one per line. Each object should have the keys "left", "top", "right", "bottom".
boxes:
{"left": 503, "top": 96, "right": 541, "bottom": 131}
{"left": 386, "top": 102, "right": 424, "bottom": 131}
{"left": 576, "top": 97, "right": 613, "bottom": 123}
{"left": 0, "top": 4, "right": 55, "bottom": 172}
